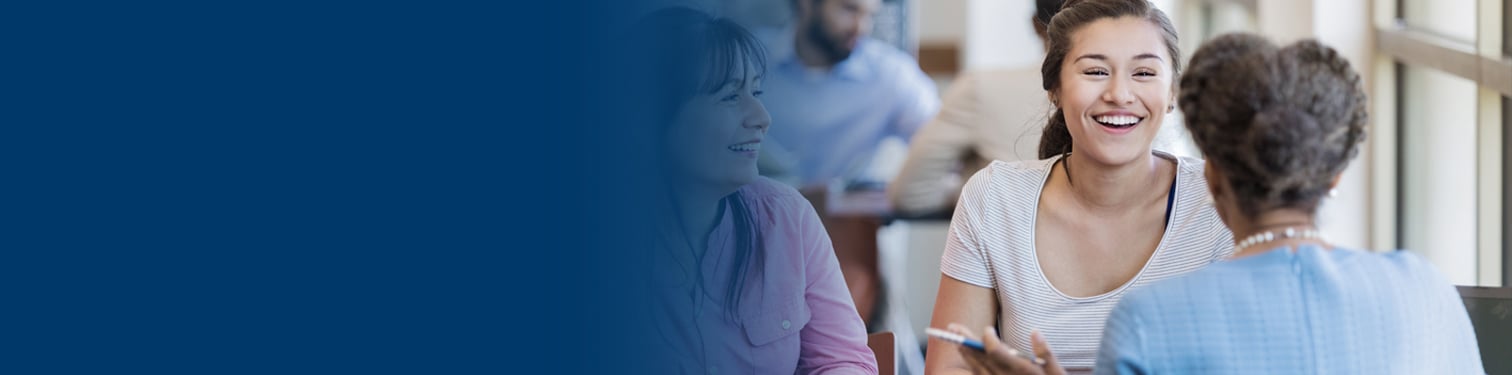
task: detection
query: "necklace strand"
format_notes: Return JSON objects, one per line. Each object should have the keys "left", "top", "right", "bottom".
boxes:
{"left": 1235, "top": 226, "right": 1322, "bottom": 254}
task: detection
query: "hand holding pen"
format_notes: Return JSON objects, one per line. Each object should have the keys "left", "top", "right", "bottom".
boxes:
{"left": 932, "top": 323, "right": 1066, "bottom": 375}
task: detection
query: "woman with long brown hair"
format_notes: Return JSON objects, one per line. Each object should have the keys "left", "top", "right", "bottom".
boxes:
{"left": 926, "top": 0, "right": 1233, "bottom": 373}
{"left": 630, "top": 7, "right": 877, "bottom": 374}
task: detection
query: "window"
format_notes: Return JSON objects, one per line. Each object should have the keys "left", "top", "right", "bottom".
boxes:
{"left": 1401, "top": 0, "right": 1477, "bottom": 42}
{"left": 1379, "top": 0, "right": 1510, "bottom": 286}
{"left": 1398, "top": 65, "right": 1480, "bottom": 285}
{"left": 1197, "top": 1, "right": 1256, "bottom": 40}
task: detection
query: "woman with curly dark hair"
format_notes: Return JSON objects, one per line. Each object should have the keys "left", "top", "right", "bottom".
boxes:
{"left": 950, "top": 33, "right": 1486, "bottom": 375}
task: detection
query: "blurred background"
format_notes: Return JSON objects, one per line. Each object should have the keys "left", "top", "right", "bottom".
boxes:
{"left": 631, "top": 0, "right": 1510, "bottom": 373}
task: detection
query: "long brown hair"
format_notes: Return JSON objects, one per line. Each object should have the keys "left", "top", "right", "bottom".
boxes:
{"left": 625, "top": 7, "right": 768, "bottom": 319}
{"left": 1037, "top": 0, "right": 1181, "bottom": 159}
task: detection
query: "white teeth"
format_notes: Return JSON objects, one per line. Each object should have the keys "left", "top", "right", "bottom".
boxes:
{"left": 728, "top": 142, "right": 761, "bottom": 152}
{"left": 1095, "top": 115, "right": 1140, "bottom": 126}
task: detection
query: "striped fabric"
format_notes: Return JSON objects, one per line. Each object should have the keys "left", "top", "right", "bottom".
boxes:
{"left": 939, "top": 152, "right": 1233, "bottom": 371}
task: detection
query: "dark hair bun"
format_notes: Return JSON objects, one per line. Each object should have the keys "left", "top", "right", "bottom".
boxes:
{"left": 1180, "top": 34, "right": 1368, "bottom": 217}
{"left": 1246, "top": 107, "right": 1328, "bottom": 205}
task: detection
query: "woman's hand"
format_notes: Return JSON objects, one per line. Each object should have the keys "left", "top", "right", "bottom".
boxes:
{"left": 949, "top": 324, "right": 1066, "bottom": 375}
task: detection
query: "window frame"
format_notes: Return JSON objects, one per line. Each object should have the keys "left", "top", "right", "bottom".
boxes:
{"left": 1375, "top": 0, "right": 1508, "bottom": 286}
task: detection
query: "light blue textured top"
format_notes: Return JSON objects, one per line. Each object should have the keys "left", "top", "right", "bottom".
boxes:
{"left": 1095, "top": 245, "right": 1484, "bottom": 374}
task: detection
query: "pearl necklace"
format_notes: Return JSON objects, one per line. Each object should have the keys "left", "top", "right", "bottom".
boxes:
{"left": 1235, "top": 226, "right": 1322, "bottom": 253}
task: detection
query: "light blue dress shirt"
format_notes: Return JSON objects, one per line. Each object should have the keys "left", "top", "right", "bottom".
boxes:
{"left": 755, "top": 27, "right": 939, "bottom": 188}
{"left": 1095, "top": 245, "right": 1485, "bottom": 374}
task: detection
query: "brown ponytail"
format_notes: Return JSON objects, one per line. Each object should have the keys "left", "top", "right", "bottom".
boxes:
{"left": 1038, "top": 108, "right": 1073, "bottom": 158}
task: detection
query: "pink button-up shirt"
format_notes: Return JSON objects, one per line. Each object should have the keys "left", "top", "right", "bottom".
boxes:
{"left": 650, "top": 177, "right": 877, "bottom": 375}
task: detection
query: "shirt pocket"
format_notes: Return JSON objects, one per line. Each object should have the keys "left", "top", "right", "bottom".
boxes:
{"left": 741, "top": 296, "right": 812, "bottom": 370}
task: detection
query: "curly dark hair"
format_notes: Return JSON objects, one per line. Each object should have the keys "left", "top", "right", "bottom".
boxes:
{"left": 1037, "top": 0, "right": 1180, "bottom": 159}
{"left": 1178, "top": 33, "right": 1368, "bottom": 218}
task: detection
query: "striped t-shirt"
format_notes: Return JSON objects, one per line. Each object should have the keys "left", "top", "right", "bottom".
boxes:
{"left": 940, "top": 152, "right": 1233, "bottom": 371}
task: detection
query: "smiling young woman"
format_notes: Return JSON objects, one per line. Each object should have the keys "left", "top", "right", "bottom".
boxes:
{"left": 924, "top": 1, "right": 1234, "bottom": 374}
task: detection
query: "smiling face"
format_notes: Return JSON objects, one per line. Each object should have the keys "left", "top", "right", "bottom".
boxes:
{"left": 1053, "top": 16, "right": 1176, "bottom": 166}
{"left": 665, "top": 58, "right": 771, "bottom": 192}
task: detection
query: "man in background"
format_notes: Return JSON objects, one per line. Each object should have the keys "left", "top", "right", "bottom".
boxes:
{"left": 757, "top": 0, "right": 939, "bottom": 329}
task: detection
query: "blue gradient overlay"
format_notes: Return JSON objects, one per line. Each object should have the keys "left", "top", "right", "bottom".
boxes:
{"left": 3, "top": 0, "right": 667, "bottom": 373}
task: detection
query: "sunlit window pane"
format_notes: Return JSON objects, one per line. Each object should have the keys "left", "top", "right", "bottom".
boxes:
{"left": 1402, "top": 0, "right": 1477, "bottom": 43}
{"left": 1199, "top": 1, "right": 1256, "bottom": 40}
{"left": 1399, "top": 65, "right": 1480, "bottom": 285}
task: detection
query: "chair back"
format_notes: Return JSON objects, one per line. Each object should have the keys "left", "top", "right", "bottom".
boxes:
{"left": 868, "top": 331, "right": 895, "bottom": 375}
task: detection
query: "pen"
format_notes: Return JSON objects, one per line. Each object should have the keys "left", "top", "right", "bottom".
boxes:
{"left": 925, "top": 327, "right": 1047, "bottom": 366}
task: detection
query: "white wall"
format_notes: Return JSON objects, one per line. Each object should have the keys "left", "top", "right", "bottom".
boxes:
{"left": 963, "top": 0, "right": 1042, "bottom": 70}
{"left": 1308, "top": 0, "right": 1374, "bottom": 251}
{"left": 919, "top": 0, "right": 968, "bottom": 45}
{"left": 958, "top": 0, "right": 1185, "bottom": 72}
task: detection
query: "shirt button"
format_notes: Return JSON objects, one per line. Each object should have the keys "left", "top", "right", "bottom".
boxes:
{"left": 781, "top": 319, "right": 791, "bottom": 330}
{"left": 708, "top": 366, "right": 716, "bottom": 375}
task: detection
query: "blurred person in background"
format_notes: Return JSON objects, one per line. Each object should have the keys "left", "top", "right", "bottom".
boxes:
{"left": 755, "top": 0, "right": 941, "bottom": 329}
{"left": 629, "top": 7, "right": 877, "bottom": 374}
{"left": 926, "top": 0, "right": 1233, "bottom": 373}
{"left": 889, "top": 0, "right": 1063, "bottom": 218}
